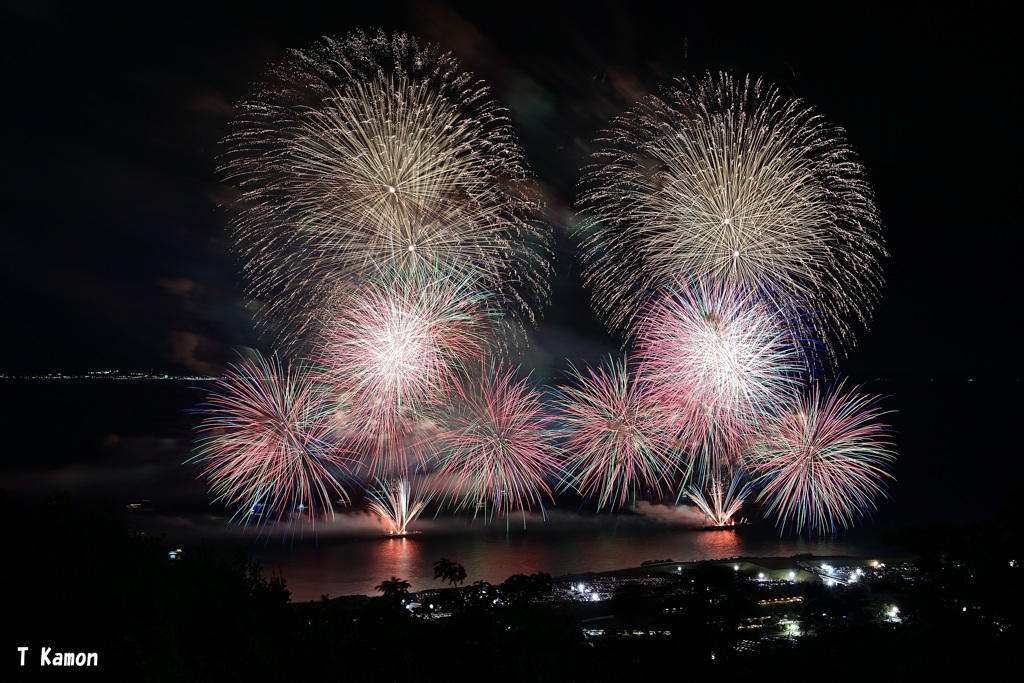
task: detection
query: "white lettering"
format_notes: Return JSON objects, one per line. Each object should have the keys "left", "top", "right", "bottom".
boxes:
{"left": 38, "top": 647, "right": 98, "bottom": 666}
{"left": 18, "top": 647, "right": 28, "bottom": 666}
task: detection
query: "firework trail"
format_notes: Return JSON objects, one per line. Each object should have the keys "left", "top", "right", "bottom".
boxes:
{"left": 685, "top": 478, "right": 749, "bottom": 528}
{"left": 632, "top": 276, "right": 805, "bottom": 449}
{"left": 221, "top": 30, "right": 551, "bottom": 348}
{"left": 312, "top": 263, "right": 496, "bottom": 477}
{"left": 749, "top": 382, "right": 896, "bottom": 535}
{"left": 366, "top": 477, "right": 435, "bottom": 535}
{"left": 553, "top": 356, "right": 682, "bottom": 510}
{"left": 578, "top": 72, "right": 885, "bottom": 362}
{"left": 680, "top": 431, "right": 752, "bottom": 526}
{"left": 434, "top": 363, "right": 561, "bottom": 526}
{"left": 189, "top": 353, "right": 350, "bottom": 528}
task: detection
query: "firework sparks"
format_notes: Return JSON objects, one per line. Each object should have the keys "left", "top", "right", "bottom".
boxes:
{"left": 313, "top": 263, "right": 495, "bottom": 477}
{"left": 553, "top": 356, "right": 681, "bottom": 510}
{"left": 189, "top": 353, "right": 350, "bottom": 528}
{"left": 314, "top": 263, "right": 495, "bottom": 413}
{"left": 578, "top": 72, "right": 885, "bottom": 361}
{"left": 679, "top": 431, "right": 752, "bottom": 527}
{"left": 749, "top": 382, "right": 896, "bottom": 535}
{"left": 329, "top": 398, "right": 440, "bottom": 482}
{"left": 222, "top": 30, "right": 551, "bottom": 348}
{"left": 366, "top": 477, "right": 435, "bottom": 535}
{"left": 685, "top": 478, "right": 748, "bottom": 528}
{"left": 434, "top": 363, "right": 561, "bottom": 525}
{"left": 632, "top": 276, "right": 804, "bottom": 446}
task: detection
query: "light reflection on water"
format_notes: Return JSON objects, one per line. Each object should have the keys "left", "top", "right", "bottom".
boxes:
{"left": 241, "top": 522, "right": 887, "bottom": 602}
{"left": 370, "top": 536, "right": 425, "bottom": 586}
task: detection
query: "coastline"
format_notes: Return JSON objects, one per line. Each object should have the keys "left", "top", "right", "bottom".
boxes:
{"left": 319, "top": 552, "right": 921, "bottom": 603}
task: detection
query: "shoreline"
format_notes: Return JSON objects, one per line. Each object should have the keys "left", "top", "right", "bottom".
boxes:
{"left": 313, "top": 552, "right": 919, "bottom": 603}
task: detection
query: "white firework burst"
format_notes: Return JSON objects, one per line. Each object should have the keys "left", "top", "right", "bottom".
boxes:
{"left": 222, "top": 31, "right": 551, "bottom": 349}
{"left": 578, "top": 72, "right": 885, "bottom": 363}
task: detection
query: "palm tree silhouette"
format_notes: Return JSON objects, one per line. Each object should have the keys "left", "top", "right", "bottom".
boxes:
{"left": 375, "top": 576, "right": 411, "bottom": 601}
{"left": 433, "top": 558, "right": 467, "bottom": 587}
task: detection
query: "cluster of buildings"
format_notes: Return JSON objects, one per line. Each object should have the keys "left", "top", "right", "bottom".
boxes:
{"left": 451, "top": 556, "right": 921, "bottom": 644}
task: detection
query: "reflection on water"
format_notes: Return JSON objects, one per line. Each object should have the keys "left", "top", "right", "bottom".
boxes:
{"left": 238, "top": 523, "right": 887, "bottom": 602}
{"left": 122, "top": 503, "right": 894, "bottom": 603}
{"left": 691, "top": 528, "right": 743, "bottom": 558}
{"left": 370, "top": 536, "right": 424, "bottom": 586}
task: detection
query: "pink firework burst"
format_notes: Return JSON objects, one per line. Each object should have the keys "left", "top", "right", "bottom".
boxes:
{"left": 313, "top": 264, "right": 495, "bottom": 477}
{"left": 434, "top": 363, "right": 561, "bottom": 525}
{"left": 328, "top": 396, "right": 439, "bottom": 480}
{"left": 749, "top": 382, "right": 896, "bottom": 536}
{"left": 190, "top": 353, "right": 351, "bottom": 528}
{"left": 553, "top": 356, "right": 682, "bottom": 510}
{"left": 632, "top": 277, "right": 805, "bottom": 447}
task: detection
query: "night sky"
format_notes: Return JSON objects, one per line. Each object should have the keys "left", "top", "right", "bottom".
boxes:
{"left": 3, "top": 1, "right": 1018, "bottom": 382}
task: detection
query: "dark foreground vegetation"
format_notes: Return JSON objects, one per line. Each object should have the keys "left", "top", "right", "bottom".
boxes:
{"left": 3, "top": 490, "right": 1022, "bottom": 681}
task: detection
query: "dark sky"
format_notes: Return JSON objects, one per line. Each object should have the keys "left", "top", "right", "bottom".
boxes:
{"left": 2, "top": 1, "right": 1018, "bottom": 381}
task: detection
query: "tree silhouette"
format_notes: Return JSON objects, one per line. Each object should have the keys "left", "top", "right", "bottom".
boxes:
{"left": 500, "top": 572, "right": 553, "bottom": 604}
{"left": 375, "top": 576, "right": 411, "bottom": 601}
{"left": 433, "top": 558, "right": 467, "bottom": 587}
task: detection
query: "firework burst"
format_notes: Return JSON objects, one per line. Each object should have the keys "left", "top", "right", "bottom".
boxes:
{"left": 749, "top": 382, "right": 896, "bottom": 535}
{"left": 632, "top": 276, "right": 804, "bottom": 445}
{"left": 313, "top": 263, "right": 494, "bottom": 477}
{"left": 434, "top": 363, "right": 561, "bottom": 525}
{"left": 578, "top": 72, "right": 885, "bottom": 361}
{"left": 189, "top": 353, "right": 350, "bottom": 528}
{"left": 553, "top": 356, "right": 681, "bottom": 510}
{"left": 328, "top": 397, "right": 440, "bottom": 481}
{"left": 222, "top": 30, "right": 550, "bottom": 348}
